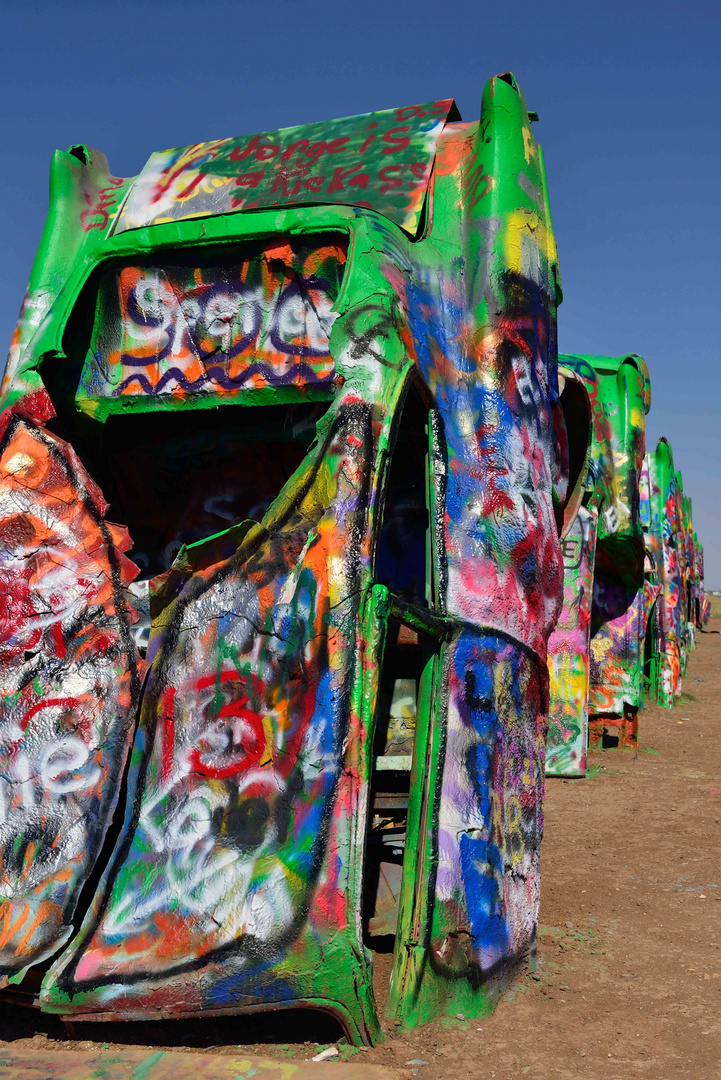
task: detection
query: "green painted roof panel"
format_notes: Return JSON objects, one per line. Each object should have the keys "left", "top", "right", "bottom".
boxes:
{"left": 113, "top": 100, "right": 459, "bottom": 238}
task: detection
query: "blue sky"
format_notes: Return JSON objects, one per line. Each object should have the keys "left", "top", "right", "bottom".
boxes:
{"left": 1, "top": 0, "right": 719, "bottom": 583}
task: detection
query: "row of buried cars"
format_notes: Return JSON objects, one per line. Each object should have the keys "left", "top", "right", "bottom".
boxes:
{"left": 0, "top": 72, "right": 710, "bottom": 1041}
{"left": 546, "top": 353, "right": 710, "bottom": 778}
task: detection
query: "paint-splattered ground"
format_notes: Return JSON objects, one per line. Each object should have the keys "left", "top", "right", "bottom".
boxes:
{"left": 1, "top": 610, "right": 720, "bottom": 1079}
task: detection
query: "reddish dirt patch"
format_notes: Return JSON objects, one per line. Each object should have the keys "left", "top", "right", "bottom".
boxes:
{"left": 2, "top": 620, "right": 720, "bottom": 1078}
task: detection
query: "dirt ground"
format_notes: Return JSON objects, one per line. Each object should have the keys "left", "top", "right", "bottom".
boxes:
{"left": 1, "top": 607, "right": 720, "bottom": 1079}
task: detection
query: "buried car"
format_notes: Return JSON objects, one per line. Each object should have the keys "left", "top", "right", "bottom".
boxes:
{"left": 545, "top": 353, "right": 652, "bottom": 774}
{"left": 0, "top": 74, "right": 574, "bottom": 1040}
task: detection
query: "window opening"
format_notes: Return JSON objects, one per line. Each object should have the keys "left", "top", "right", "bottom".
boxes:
{"left": 362, "top": 381, "right": 442, "bottom": 1011}
{"left": 99, "top": 402, "right": 328, "bottom": 579}
{"left": 73, "top": 235, "right": 347, "bottom": 416}
{"left": 374, "top": 385, "right": 430, "bottom": 608}
{"left": 43, "top": 343, "right": 331, "bottom": 656}
{"left": 97, "top": 401, "right": 330, "bottom": 654}
{"left": 40, "top": 236, "right": 345, "bottom": 658}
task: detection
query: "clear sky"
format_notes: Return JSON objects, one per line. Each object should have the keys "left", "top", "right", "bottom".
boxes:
{"left": 1, "top": 0, "right": 719, "bottom": 583}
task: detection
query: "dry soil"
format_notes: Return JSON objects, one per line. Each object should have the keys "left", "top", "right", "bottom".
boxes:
{"left": 1, "top": 607, "right": 720, "bottom": 1079}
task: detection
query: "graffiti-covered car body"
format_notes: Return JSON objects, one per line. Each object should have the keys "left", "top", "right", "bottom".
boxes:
{"left": 641, "top": 442, "right": 709, "bottom": 706}
{"left": 545, "top": 354, "right": 651, "bottom": 771}
{"left": 0, "top": 74, "right": 568, "bottom": 1039}
{"left": 692, "top": 535, "right": 709, "bottom": 628}
{"left": 679, "top": 489, "right": 695, "bottom": 656}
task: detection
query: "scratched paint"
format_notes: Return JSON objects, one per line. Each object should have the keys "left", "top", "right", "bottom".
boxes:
{"left": 2, "top": 74, "right": 570, "bottom": 1039}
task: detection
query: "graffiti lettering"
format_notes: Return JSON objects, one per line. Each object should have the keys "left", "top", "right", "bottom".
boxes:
{"left": 116, "top": 101, "right": 455, "bottom": 235}
{"left": 77, "top": 238, "right": 347, "bottom": 414}
{"left": 80, "top": 178, "right": 126, "bottom": 232}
